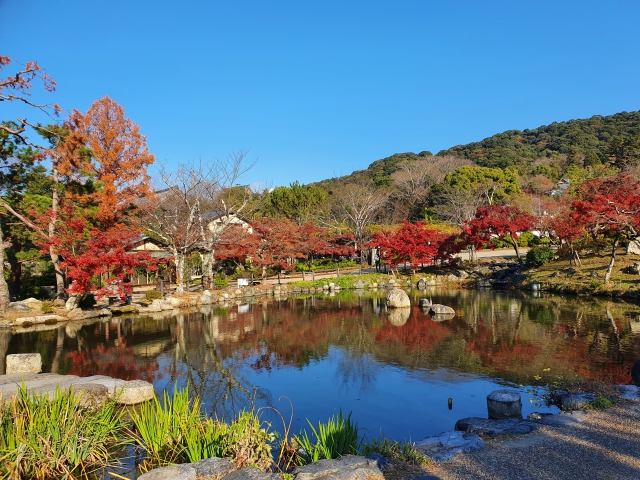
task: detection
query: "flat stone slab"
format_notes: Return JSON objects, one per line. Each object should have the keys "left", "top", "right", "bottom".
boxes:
{"left": 293, "top": 455, "right": 383, "bottom": 480}
{"left": 615, "top": 385, "right": 640, "bottom": 403}
{"left": 527, "top": 411, "right": 589, "bottom": 426}
{"left": 455, "top": 417, "right": 539, "bottom": 437}
{"left": 415, "top": 431, "right": 485, "bottom": 461}
{"left": 0, "top": 373, "right": 154, "bottom": 404}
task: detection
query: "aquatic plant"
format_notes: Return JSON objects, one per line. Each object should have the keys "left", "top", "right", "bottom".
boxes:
{"left": 129, "top": 386, "right": 273, "bottom": 472}
{"left": 0, "top": 385, "right": 127, "bottom": 480}
{"left": 294, "top": 411, "right": 360, "bottom": 464}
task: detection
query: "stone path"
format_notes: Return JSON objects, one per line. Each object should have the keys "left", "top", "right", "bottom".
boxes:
{"left": 0, "top": 372, "right": 154, "bottom": 404}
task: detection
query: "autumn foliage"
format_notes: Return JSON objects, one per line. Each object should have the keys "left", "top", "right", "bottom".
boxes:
{"left": 370, "top": 221, "right": 452, "bottom": 268}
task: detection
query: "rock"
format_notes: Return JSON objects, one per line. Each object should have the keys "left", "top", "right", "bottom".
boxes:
{"left": 293, "top": 455, "right": 383, "bottom": 480}
{"left": 14, "top": 314, "right": 66, "bottom": 326}
{"left": 564, "top": 267, "right": 576, "bottom": 275}
{"left": 386, "top": 289, "right": 410, "bottom": 308}
{"left": 365, "top": 453, "right": 392, "bottom": 470}
{"left": 74, "top": 383, "right": 109, "bottom": 407}
{"left": 22, "top": 298, "right": 43, "bottom": 310}
{"left": 429, "top": 304, "right": 455, "bottom": 316}
{"left": 138, "top": 464, "right": 196, "bottom": 480}
{"left": 614, "top": 385, "right": 640, "bottom": 403}
{"left": 591, "top": 271, "right": 601, "bottom": 277}
{"left": 632, "top": 360, "right": 640, "bottom": 387}
{"left": 147, "top": 300, "right": 163, "bottom": 312}
{"left": 189, "top": 457, "right": 235, "bottom": 480}
{"left": 559, "top": 392, "right": 596, "bottom": 411}
{"left": 415, "top": 431, "right": 485, "bottom": 461}
{"left": 7, "top": 301, "right": 33, "bottom": 312}
{"left": 53, "top": 299, "right": 66, "bottom": 307}
{"left": 487, "top": 390, "right": 522, "bottom": 419}
{"left": 527, "top": 411, "right": 589, "bottom": 426}
{"left": 388, "top": 308, "right": 410, "bottom": 326}
{"left": 419, "top": 298, "right": 432, "bottom": 307}
{"left": 353, "top": 280, "right": 366, "bottom": 289}
{"left": 167, "top": 296, "right": 183, "bottom": 307}
{"left": 222, "top": 467, "right": 280, "bottom": 480}
{"left": 6, "top": 353, "right": 42, "bottom": 374}
{"left": 101, "top": 379, "right": 154, "bottom": 404}
{"left": 628, "top": 237, "right": 640, "bottom": 255}
{"left": 550, "top": 271, "right": 560, "bottom": 278}
{"left": 454, "top": 417, "right": 538, "bottom": 437}
{"left": 65, "top": 296, "right": 79, "bottom": 311}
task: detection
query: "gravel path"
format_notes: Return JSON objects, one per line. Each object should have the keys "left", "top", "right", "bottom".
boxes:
{"left": 421, "top": 402, "right": 640, "bottom": 480}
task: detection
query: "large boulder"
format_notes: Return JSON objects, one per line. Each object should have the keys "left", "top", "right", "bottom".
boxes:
{"left": 22, "top": 298, "right": 43, "bottom": 311}
{"left": 138, "top": 465, "right": 196, "bottom": 480}
{"left": 6, "top": 353, "right": 42, "bottom": 374}
{"left": 455, "top": 417, "right": 538, "bottom": 437}
{"left": 386, "top": 288, "right": 410, "bottom": 308}
{"left": 628, "top": 237, "right": 640, "bottom": 255}
{"left": 429, "top": 304, "right": 455, "bottom": 315}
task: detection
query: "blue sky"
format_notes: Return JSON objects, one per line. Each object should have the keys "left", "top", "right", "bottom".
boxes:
{"left": 2, "top": 1, "right": 640, "bottom": 188}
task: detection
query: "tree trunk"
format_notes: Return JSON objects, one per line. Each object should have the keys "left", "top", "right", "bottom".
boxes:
{"left": 604, "top": 238, "right": 619, "bottom": 283}
{"left": 8, "top": 259, "right": 21, "bottom": 300}
{"left": 201, "top": 250, "right": 215, "bottom": 290}
{"left": 0, "top": 228, "right": 10, "bottom": 313}
{"left": 50, "top": 167, "right": 66, "bottom": 299}
{"left": 174, "top": 248, "right": 185, "bottom": 294}
{"left": 511, "top": 235, "right": 521, "bottom": 262}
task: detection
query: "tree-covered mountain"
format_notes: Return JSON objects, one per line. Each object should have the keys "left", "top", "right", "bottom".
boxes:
{"left": 315, "top": 110, "right": 640, "bottom": 189}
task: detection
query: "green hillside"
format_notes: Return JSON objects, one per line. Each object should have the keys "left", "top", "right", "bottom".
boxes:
{"left": 315, "top": 110, "right": 640, "bottom": 189}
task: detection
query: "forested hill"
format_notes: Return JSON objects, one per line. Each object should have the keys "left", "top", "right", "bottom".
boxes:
{"left": 315, "top": 110, "right": 640, "bottom": 189}
{"left": 439, "top": 111, "right": 640, "bottom": 170}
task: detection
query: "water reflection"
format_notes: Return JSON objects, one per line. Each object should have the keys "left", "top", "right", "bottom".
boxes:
{"left": 5, "top": 290, "right": 640, "bottom": 436}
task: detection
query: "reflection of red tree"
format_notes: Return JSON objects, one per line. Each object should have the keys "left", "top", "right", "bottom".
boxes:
{"left": 371, "top": 308, "right": 452, "bottom": 352}
{"left": 66, "top": 339, "right": 159, "bottom": 381}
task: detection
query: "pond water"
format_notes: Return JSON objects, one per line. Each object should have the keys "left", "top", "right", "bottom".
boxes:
{"left": 3, "top": 288, "right": 640, "bottom": 444}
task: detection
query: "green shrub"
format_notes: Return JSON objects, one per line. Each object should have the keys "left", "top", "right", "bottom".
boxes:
{"left": 361, "top": 437, "right": 431, "bottom": 465}
{"left": 588, "top": 394, "right": 615, "bottom": 410}
{"left": 40, "top": 300, "right": 55, "bottom": 314}
{"left": 214, "top": 276, "right": 230, "bottom": 288}
{"left": 517, "top": 231, "right": 537, "bottom": 247}
{"left": 295, "top": 263, "right": 310, "bottom": 272}
{"left": 294, "top": 411, "right": 359, "bottom": 464}
{"left": 0, "top": 385, "right": 127, "bottom": 479}
{"left": 526, "top": 246, "right": 555, "bottom": 266}
{"left": 145, "top": 290, "right": 163, "bottom": 301}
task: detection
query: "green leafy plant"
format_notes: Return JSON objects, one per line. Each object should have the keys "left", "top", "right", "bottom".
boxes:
{"left": 588, "top": 394, "right": 615, "bottom": 410}
{"left": 0, "top": 385, "right": 128, "bottom": 479}
{"left": 526, "top": 246, "right": 555, "bottom": 267}
{"left": 214, "top": 276, "right": 230, "bottom": 288}
{"left": 144, "top": 290, "right": 162, "bottom": 301}
{"left": 361, "top": 437, "right": 431, "bottom": 465}
{"left": 40, "top": 300, "right": 55, "bottom": 314}
{"left": 129, "top": 386, "right": 273, "bottom": 472}
{"left": 294, "top": 411, "right": 359, "bottom": 464}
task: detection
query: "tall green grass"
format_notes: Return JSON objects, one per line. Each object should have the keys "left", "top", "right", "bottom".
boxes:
{"left": 129, "top": 386, "right": 274, "bottom": 472}
{"left": 0, "top": 385, "right": 127, "bottom": 480}
{"left": 294, "top": 411, "right": 360, "bottom": 464}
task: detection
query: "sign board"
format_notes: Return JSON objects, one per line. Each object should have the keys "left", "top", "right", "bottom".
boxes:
{"left": 238, "top": 278, "right": 249, "bottom": 287}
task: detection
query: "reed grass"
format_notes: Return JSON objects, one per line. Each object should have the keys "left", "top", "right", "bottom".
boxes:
{"left": 0, "top": 385, "right": 127, "bottom": 480}
{"left": 128, "top": 386, "right": 273, "bottom": 472}
{"left": 294, "top": 411, "right": 360, "bottom": 464}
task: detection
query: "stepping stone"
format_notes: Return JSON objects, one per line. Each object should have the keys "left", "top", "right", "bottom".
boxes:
{"left": 415, "top": 431, "right": 485, "bottom": 461}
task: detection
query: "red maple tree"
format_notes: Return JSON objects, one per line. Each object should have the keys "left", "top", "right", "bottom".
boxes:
{"left": 465, "top": 205, "right": 536, "bottom": 261}
{"left": 571, "top": 174, "right": 640, "bottom": 282}
{"left": 370, "top": 221, "right": 450, "bottom": 270}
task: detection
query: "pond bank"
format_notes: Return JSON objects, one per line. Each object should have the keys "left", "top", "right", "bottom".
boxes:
{"left": 423, "top": 400, "right": 640, "bottom": 480}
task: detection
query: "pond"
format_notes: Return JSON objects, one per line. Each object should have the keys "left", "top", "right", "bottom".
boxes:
{"left": 3, "top": 288, "right": 640, "bottom": 444}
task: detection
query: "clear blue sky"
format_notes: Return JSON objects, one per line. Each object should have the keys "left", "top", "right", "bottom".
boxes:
{"left": 2, "top": 1, "right": 640, "bottom": 188}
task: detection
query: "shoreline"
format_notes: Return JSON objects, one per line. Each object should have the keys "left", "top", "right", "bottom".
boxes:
{"left": 423, "top": 401, "right": 640, "bottom": 480}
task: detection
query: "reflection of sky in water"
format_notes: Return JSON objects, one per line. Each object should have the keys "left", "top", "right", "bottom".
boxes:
{"left": 246, "top": 346, "right": 557, "bottom": 440}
